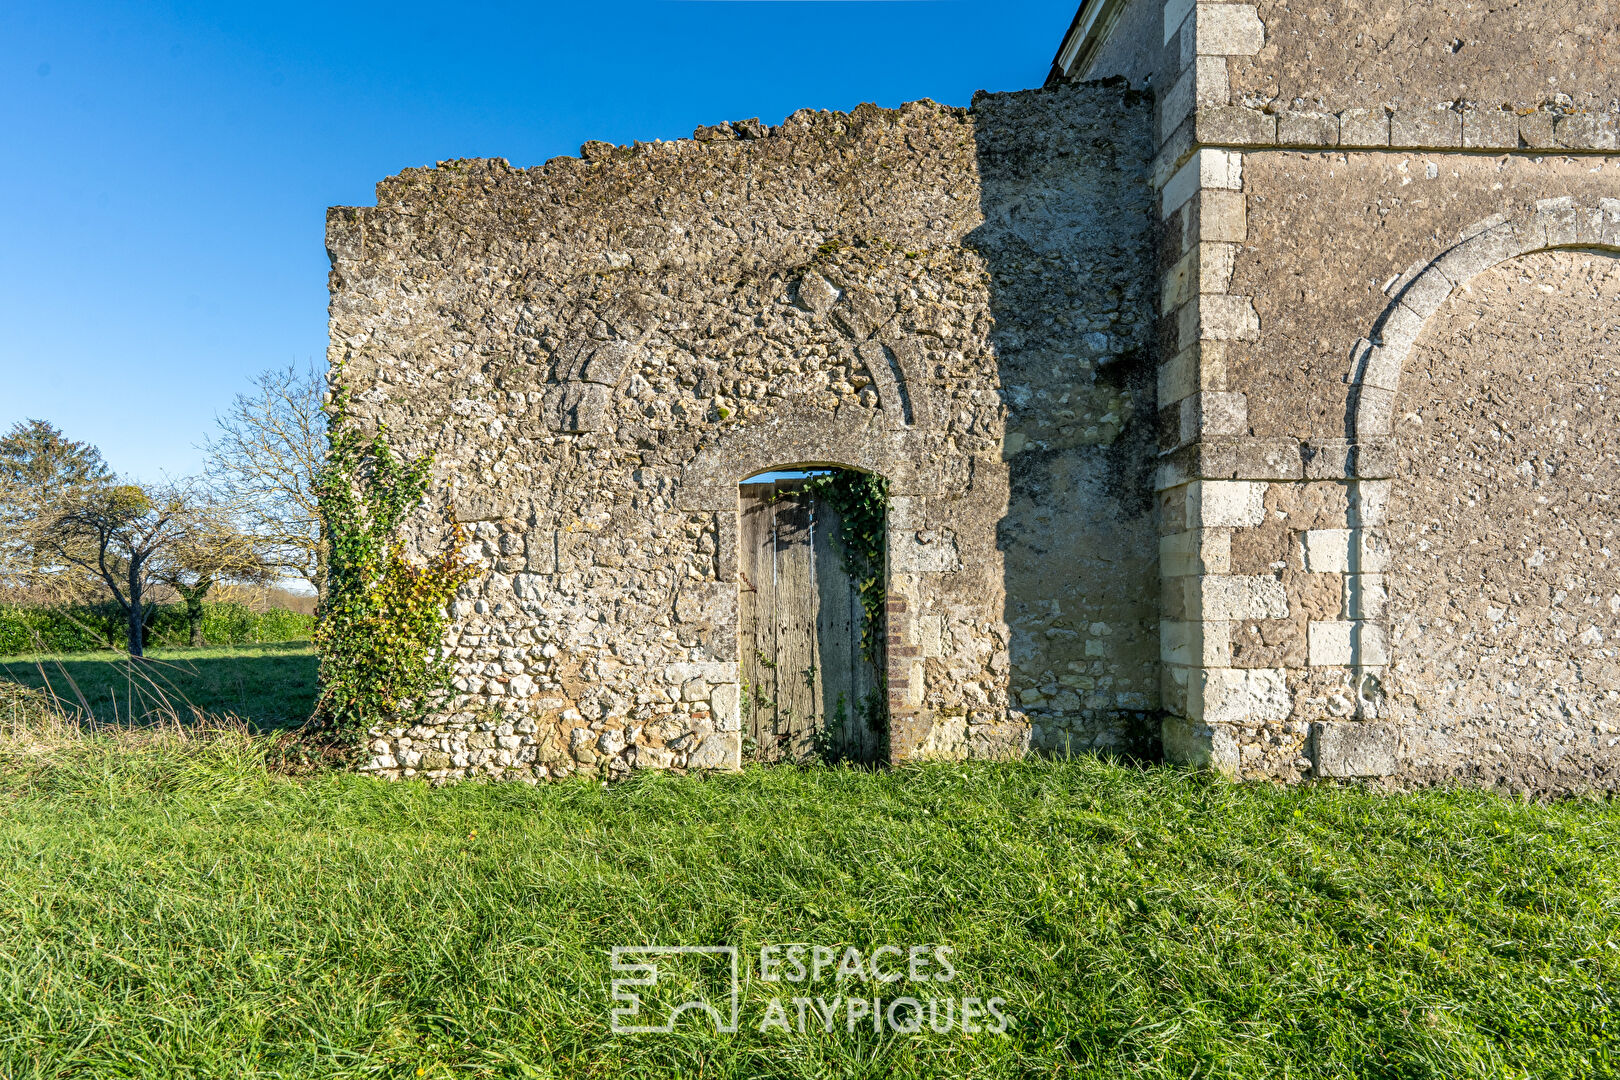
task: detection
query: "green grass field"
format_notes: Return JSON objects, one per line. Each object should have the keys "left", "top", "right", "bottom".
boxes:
{"left": 0, "top": 643, "right": 316, "bottom": 731}
{"left": 0, "top": 722, "right": 1613, "bottom": 1079}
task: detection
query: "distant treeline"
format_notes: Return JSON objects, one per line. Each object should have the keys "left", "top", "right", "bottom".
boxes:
{"left": 0, "top": 603, "right": 314, "bottom": 655}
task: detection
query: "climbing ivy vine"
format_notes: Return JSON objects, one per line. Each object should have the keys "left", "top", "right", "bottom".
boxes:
{"left": 797, "top": 468, "right": 888, "bottom": 662}
{"left": 307, "top": 374, "right": 475, "bottom": 746}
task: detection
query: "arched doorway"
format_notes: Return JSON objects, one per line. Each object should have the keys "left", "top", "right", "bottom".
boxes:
{"left": 738, "top": 467, "right": 887, "bottom": 764}
{"left": 1384, "top": 249, "right": 1620, "bottom": 739}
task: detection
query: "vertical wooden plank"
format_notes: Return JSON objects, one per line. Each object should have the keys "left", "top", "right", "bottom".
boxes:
{"left": 738, "top": 483, "right": 772, "bottom": 760}
{"left": 842, "top": 504, "right": 871, "bottom": 763}
{"left": 767, "top": 488, "right": 784, "bottom": 754}
{"left": 813, "top": 496, "right": 858, "bottom": 762}
{"left": 847, "top": 496, "right": 885, "bottom": 766}
{"left": 761, "top": 485, "right": 782, "bottom": 761}
{"left": 737, "top": 487, "right": 756, "bottom": 758}
{"left": 773, "top": 483, "right": 816, "bottom": 761}
{"left": 808, "top": 496, "right": 827, "bottom": 756}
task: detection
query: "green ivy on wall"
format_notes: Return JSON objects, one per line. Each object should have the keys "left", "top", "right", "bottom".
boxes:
{"left": 797, "top": 468, "right": 888, "bottom": 663}
{"left": 307, "top": 374, "right": 475, "bottom": 747}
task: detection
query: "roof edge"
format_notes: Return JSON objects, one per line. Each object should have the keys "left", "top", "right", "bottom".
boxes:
{"left": 1045, "top": 0, "right": 1130, "bottom": 87}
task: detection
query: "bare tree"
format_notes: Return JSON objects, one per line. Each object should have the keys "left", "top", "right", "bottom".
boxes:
{"left": 156, "top": 514, "right": 273, "bottom": 646}
{"left": 40, "top": 482, "right": 250, "bottom": 657}
{"left": 203, "top": 363, "right": 326, "bottom": 602}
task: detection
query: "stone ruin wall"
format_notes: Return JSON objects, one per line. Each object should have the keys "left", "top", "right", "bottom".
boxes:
{"left": 330, "top": 0, "right": 1620, "bottom": 793}
{"left": 1073, "top": 0, "right": 1620, "bottom": 793}
{"left": 325, "top": 83, "right": 1161, "bottom": 782}
{"left": 1165, "top": 152, "right": 1620, "bottom": 793}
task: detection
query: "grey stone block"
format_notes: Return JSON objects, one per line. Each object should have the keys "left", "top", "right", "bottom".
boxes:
{"left": 1354, "top": 385, "right": 1396, "bottom": 437}
{"left": 796, "top": 270, "right": 840, "bottom": 315}
{"left": 1196, "top": 3, "right": 1265, "bottom": 55}
{"left": 1196, "top": 106, "right": 1276, "bottom": 145}
{"left": 1180, "top": 390, "right": 1249, "bottom": 441}
{"left": 1303, "top": 439, "right": 1355, "bottom": 480}
{"left": 1395, "top": 265, "right": 1456, "bottom": 320}
{"left": 1462, "top": 108, "right": 1518, "bottom": 148}
{"left": 1158, "top": 65, "right": 1197, "bottom": 135}
{"left": 687, "top": 732, "right": 741, "bottom": 770}
{"left": 1372, "top": 300, "right": 1426, "bottom": 360}
{"left": 1603, "top": 199, "right": 1620, "bottom": 246}
{"left": 1198, "top": 438, "right": 1305, "bottom": 481}
{"left": 1390, "top": 107, "right": 1461, "bottom": 148}
{"left": 1359, "top": 344, "right": 1402, "bottom": 392}
{"left": 1518, "top": 112, "right": 1558, "bottom": 148}
{"left": 1337, "top": 108, "right": 1389, "bottom": 147}
{"left": 1311, "top": 721, "right": 1398, "bottom": 778}
{"left": 554, "top": 383, "right": 611, "bottom": 433}
{"left": 1351, "top": 437, "right": 1396, "bottom": 480}
{"left": 1198, "top": 294, "right": 1260, "bottom": 341}
{"left": 1556, "top": 113, "right": 1619, "bottom": 151}
{"left": 579, "top": 340, "right": 641, "bottom": 385}
{"left": 1277, "top": 111, "right": 1339, "bottom": 146}
{"left": 1162, "top": 715, "right": 1239, "bottom": 775}
{"left": 1432, "top": 225, "right": 1526, "bottom": 293}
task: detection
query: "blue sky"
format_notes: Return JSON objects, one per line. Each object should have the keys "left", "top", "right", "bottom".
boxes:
{"left": 2, "top": 0, "right": 1077, "bottom": 481}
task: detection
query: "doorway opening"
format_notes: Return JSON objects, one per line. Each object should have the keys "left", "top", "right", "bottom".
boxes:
{"left": 737, "top": 467, "right": 888, "bottom": 764}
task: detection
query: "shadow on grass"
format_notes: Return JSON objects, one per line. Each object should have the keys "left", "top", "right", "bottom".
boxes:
{"left": 0, "top": 643, "right": 317, "bottom": 732}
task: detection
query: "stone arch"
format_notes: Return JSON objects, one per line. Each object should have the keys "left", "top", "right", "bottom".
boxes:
{"left": 681, "top": 406, "right": 967, "bottom": 764}
{"left": 1372, "top": 247, "right": 1620, "bottom": 786}
{"left": 676, "top": 408, "right": 940, "bottom": 512}
{"left": 1328, "top": 197, "right": 1620, "bottom": 719}
{"left": 1349, "top": 196, "right": 1620, "bottom": 441}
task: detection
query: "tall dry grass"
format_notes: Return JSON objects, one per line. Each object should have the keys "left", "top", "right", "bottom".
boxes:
{"left": 0, "top": 676, "right": 279, "bottom": 798}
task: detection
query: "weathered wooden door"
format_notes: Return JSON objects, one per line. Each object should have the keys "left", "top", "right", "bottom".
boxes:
{"left": 738, "top": 479, "right": 885, "bottom": 763}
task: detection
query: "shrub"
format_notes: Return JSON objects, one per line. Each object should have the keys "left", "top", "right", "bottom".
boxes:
{"left": 250, "top": 607, "right": 315, "bottom": 642}
{"left": 0, "top": 605, "right": 121, "bottom": 654}
{"left": 0, "top": 603, "right": 313, "bottom": 654}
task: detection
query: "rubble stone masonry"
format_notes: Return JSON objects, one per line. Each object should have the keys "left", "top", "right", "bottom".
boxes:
{"left": 328, "top": 85, "right": 1161, "bottom": 783}
{"left": 331, "top": 0, "right": 1620, "bottom": 793}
